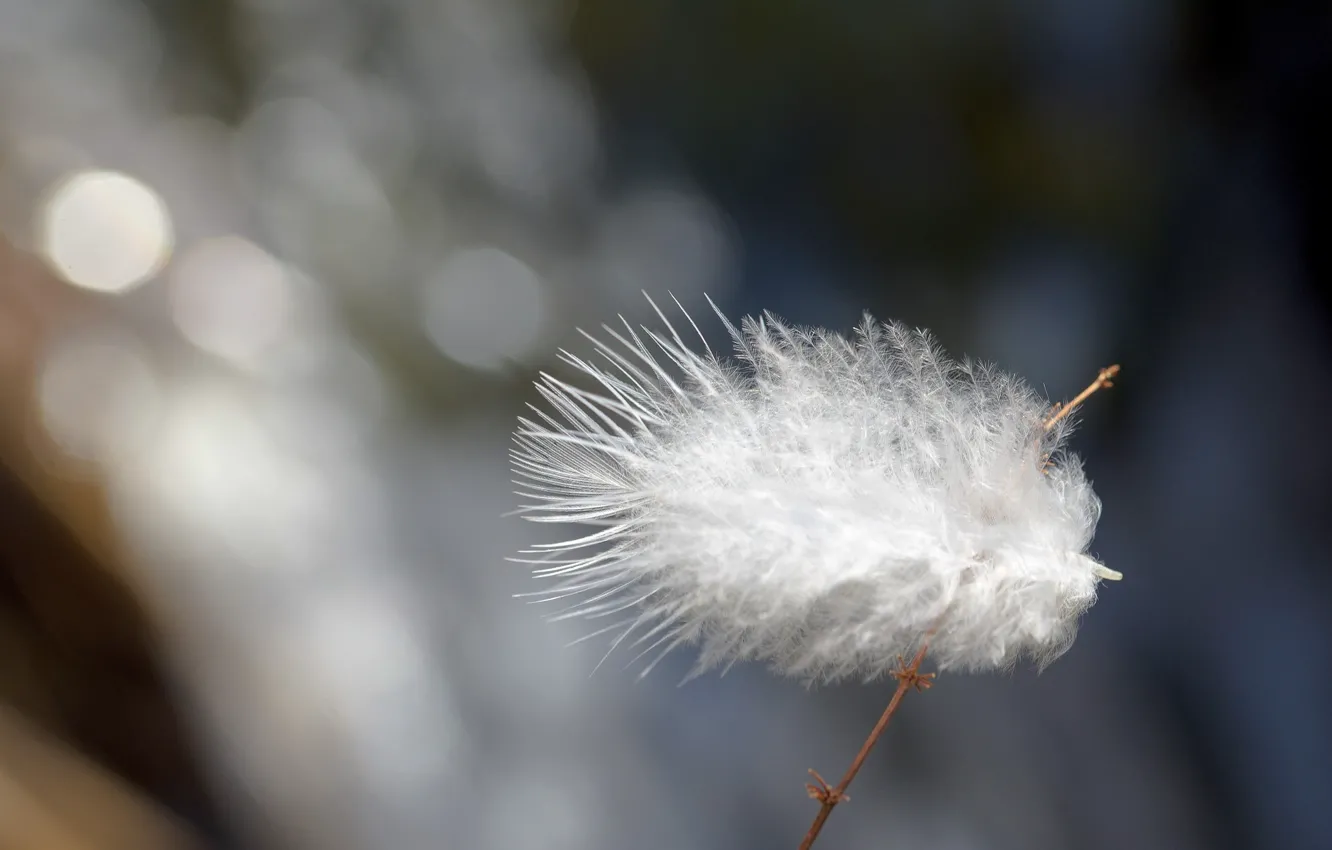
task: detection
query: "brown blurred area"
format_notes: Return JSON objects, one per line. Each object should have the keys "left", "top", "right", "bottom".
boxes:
{"left": 1, "top": 236, "right": 212, "bottom": 849}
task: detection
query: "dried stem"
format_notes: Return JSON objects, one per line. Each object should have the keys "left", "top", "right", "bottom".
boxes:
{"left": 1044, "top": 364, "right": 1120, "bottom": 431}
{"left": 797, "top": 366, "right": 1122, "bottom": 849}
{"left": 1038, "top": 364, "right": 1123, "bottom": 474}
{"left": 797, "top": 643, "right": 934, "bottom": 850}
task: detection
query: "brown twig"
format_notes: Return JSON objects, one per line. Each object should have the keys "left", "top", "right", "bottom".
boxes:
{"left": 1044, "top": 364, "right": 1120, "bottom": 431}
{"left": 796, "top": 365, "right": 1121, "bottom": 849}
{"left": 797, "top": 643, "right": 934, "bottom": 850}
{"left": 1039, "top": 364, "right": 1121, "bottom": 473}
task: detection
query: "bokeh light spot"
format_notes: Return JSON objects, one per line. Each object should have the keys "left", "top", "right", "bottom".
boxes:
{"left": 170, "top": 236, "right": 294, "bottom": 366}
{"left": 421, "top": 247, "right": 547, "bottom": 371}
{"left": 37, "top": 169, "right": 174, "bottom": 293}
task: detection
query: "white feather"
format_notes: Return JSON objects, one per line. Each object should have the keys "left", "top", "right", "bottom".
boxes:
{"left": 511, "top": 294, "right": 1114, "bottom": 683}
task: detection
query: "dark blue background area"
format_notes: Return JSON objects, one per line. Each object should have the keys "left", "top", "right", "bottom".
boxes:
{"left": 569, "top": 1, "right": 1332, "bottom": 848}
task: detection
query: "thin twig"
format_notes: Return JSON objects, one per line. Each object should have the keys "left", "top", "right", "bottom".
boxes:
{"left": 798, "top": 365, "right": 1122, "bottom": 849}
{"left": 1039, "top": 364, "right": 1123, "bottom": 472}
{"left": 797, "top": 643, "right": 934, "bottom": 850}
{"left": 1044, "top": 364, "right": 1120, "bottom": 431}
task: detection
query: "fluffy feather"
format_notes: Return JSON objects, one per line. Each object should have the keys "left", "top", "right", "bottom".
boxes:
{"left": 511, "top": 294, "right": 1115, "bottom": 683}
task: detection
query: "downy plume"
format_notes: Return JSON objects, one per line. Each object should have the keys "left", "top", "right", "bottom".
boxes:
{"left": 512, "top": 294, "right": 1119, "bottom": 683}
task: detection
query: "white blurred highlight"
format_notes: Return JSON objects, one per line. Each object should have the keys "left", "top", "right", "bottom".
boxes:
{"left": 170, "top": 236, "right": 294, "bottom": 366}
{"left": 38, "top": 169, "right": 174, "bottom": 293}
{"left": 421, "top": 246, "right": 548, "bottom": 371}
{"left": 141, "top": 385, "right": 336, "bottom": 578}
{"left": 295, "top": 583, "right": 460, "bottom": 787}
{"left": 38, "top": 332, "right": 161, "bottom": 463}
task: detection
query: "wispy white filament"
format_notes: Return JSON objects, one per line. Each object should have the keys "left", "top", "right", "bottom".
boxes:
{"left": 512, "top": 294, "right": 1116, "bottom": 683}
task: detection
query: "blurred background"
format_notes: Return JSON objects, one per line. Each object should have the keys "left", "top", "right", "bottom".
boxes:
{"left": 2, "top": 0, "right": 1330, "bottom": 848}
